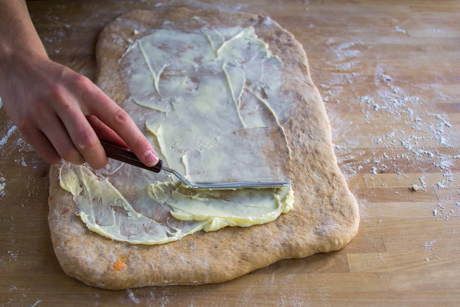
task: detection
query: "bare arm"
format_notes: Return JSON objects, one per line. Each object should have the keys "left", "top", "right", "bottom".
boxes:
{"left": 0, "top": 0, "right": 158, "bottom": 169}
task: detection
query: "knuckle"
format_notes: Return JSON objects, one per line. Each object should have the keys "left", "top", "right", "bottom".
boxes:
{"left": 45, "top": 154, "right": 62, "bottom": 165}
{"left": 72, "top": 74, "right": 92, "bottom": 91}
{"left": 113, "top": 108, "right": 129, "bottom": 125}
{"left": 42, "top": 84, "right": 74, "bottom": 113}
{"left": 16, "top": 117, "right": 34, "bottom": 134}
{"left": 133, "top": 135, "right": 150, "bottom": 152}
{"left": 132, "top": 134, "right": 143, "bottom": 146}
{"left": 45, "top": 83, "right": 66, "bottom": 101}
{"left": 56, "top": 101, "right": 73, "bottom": 113}
{"left": 60, "top": 146, "right": 82, "bottom": 164}
{"left": 88, "top": 158, "right": 108, "bottom": 170}
{"left": 77, "top": 133, "right": 99, "bottom": 151}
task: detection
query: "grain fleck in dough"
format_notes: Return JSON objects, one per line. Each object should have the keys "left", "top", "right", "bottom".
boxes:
{"left": 48, "top": 8, "right": 359, "bottom": 290}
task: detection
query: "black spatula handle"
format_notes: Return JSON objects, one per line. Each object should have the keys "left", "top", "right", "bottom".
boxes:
{"left": 100, "top": 140, "right": 163, "bottom": 173}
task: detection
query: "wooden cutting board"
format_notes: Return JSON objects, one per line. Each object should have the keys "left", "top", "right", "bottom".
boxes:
{"left": 1, "top": 0, "right": 459, "bottom": 305}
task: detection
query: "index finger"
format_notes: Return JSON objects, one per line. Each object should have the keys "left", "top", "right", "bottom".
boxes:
{"left": 86, "top": 90, "right": 159, "bottom": 167}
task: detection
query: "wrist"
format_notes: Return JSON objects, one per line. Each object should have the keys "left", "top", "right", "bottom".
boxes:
{"left": 0, "top": 0, "right": 48, "bottom": 78}
{"left": 0, "top": 49, "right": 49, "bottom": 87}
{"left": 0, "top": 32, "right": 48, "bottom": 70}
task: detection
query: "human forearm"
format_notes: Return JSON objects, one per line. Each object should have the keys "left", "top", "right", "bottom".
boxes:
{"left": 0, "top": 1, "right": 159, "bottom": 169}
{"left": 0, "top": 0, "right": 47, "bottom": 71}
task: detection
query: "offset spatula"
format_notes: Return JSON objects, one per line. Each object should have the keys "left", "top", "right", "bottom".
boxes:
{"left": 101, "top": 140, "right": 290, "bottom": 190}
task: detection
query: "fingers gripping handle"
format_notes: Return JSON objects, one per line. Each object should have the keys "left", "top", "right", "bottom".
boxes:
{"left": 100, "top": 140, "right": 163, "bottom": 173}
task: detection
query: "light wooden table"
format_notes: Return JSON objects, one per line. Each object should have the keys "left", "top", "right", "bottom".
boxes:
{"left": 1, "top": 0, "right": 459, "bottom": 305}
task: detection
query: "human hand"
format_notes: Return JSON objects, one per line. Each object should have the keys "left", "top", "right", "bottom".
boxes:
{"left": 0, "top": 53, "right": 159, "bottom": 169}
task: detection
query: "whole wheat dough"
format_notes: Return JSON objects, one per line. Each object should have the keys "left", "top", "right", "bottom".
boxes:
{"left": 48, "top": 8, "right": 359, "bottom": 290}
{"left": 57, "top": 22, "right": 296, "bottom": 245}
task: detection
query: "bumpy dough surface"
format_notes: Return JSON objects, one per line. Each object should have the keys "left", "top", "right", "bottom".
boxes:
{"left": 48, "top": 8, "right": 359, "bottom": 290}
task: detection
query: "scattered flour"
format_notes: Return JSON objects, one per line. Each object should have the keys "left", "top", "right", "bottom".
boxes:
{"left": 30, "top": 300, "right": 41, "bottom": 307}
{"left": 127, "top": 289, "right": 140, "bottom": 304}
{"left": 424, "top": 240, "right": 436, "bottom": 250}
{"left": 419, "top": 176, "right": 427, "bottom": 190}
{"left": 319, "top": 36, "right": 459, "bottom": 225}
{"left": 7, "top": 250, "right": 18, "bottom": 259}
{"left": 394, "top": 26, "right": 407, "bottom": 34}
{"left": 0, "top": 125, "right": 18, "bottom": 148}
{"left": 0, "top": 176, "right": 5, "bottom": 196}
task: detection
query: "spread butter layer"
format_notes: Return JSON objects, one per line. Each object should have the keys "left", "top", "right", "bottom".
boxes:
{"left": 60, "top": 24, "right": 295, "bottom": 245}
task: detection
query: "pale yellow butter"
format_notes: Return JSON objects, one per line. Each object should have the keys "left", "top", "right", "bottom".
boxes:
{"left": 59, "top": 25, "right": 295, "bottom": 245}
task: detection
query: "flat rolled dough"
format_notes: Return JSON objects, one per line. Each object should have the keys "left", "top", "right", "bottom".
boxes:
{"left": 48, "top": 8, "right": 359, "bottom": 290}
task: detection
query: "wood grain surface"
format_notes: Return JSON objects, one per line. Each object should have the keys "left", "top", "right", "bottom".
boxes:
{"left": 1, "top": 0, "right": 459, "bottom": 305}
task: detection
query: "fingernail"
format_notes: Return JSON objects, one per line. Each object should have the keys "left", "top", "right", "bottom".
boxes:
{"left": 144, "top": 151, "right": 158, "bottom": 166}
